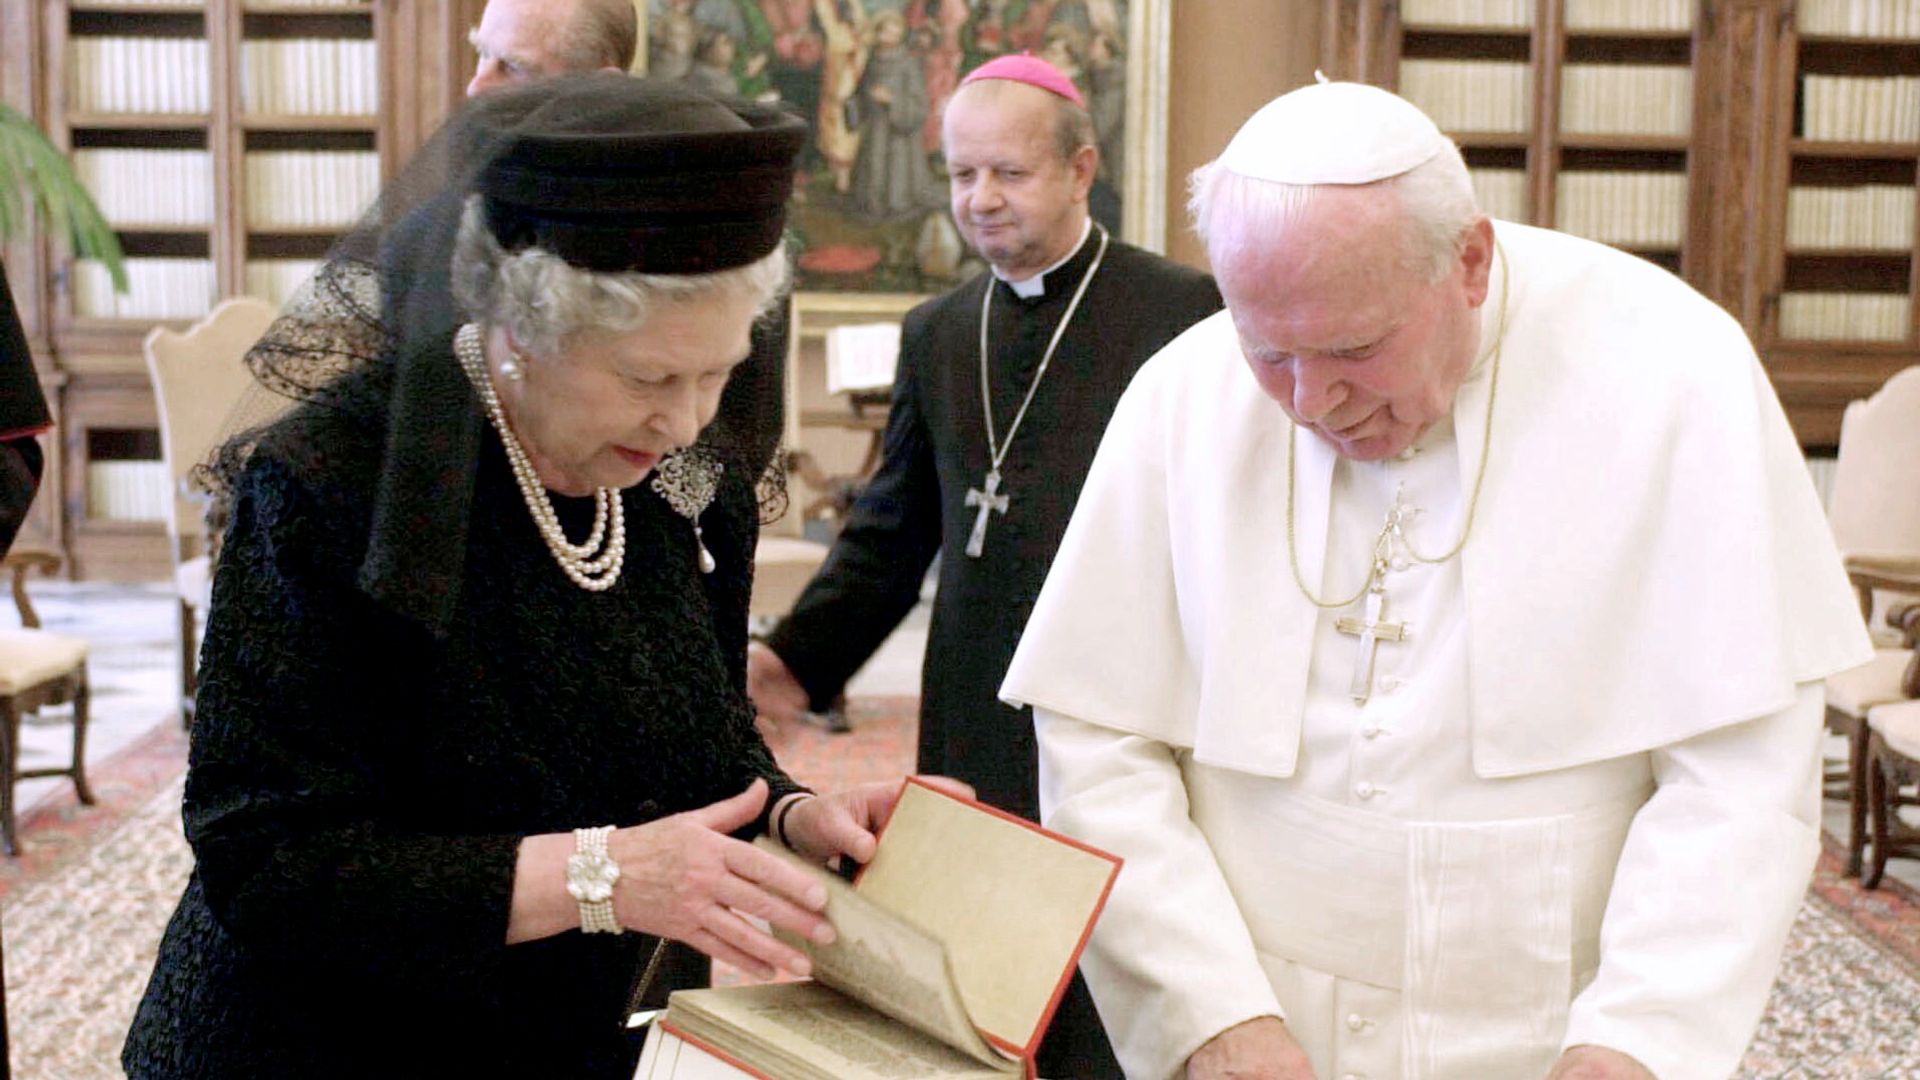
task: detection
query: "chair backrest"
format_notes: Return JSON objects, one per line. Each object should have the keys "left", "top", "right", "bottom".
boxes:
{"left": 1830, "top": 364, "right": 1920, "bottom": 560}
{"left": 142, "top": 297, "right": 279, "bottom": 564}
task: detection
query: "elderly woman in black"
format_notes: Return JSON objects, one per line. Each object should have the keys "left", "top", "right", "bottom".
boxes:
{"left": 122, "top": 76, "right": 936, "bottom": 1079}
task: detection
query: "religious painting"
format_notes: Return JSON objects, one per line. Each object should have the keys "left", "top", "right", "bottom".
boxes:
{"left": 633, "top": 0, "right": 1171, "bottom": 295}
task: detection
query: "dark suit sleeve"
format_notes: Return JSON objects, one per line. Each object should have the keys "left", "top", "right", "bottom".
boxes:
{"left": 0, "top": 439, "right": 44, "bottom": 558}
{"left": 0, "top": 261, "right": 51, "bottom": 559}
{"left": 764, "top": 313, "right": 945, "bottom": 711}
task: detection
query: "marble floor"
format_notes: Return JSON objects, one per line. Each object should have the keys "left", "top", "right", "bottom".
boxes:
{"left": 9, "top": 581, "right": 179, "bottom": 825}
{"left": 7, "top": 578, "right": 1919, "bottom": 892}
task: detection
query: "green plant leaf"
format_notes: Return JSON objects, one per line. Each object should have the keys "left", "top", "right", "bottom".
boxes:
{"left": 0, "top": 103, "right": 129, "bottom": 292}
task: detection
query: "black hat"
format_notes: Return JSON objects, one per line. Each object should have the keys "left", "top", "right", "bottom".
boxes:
{"left": 475, "top": 75, "right": 806, "bottom": 274}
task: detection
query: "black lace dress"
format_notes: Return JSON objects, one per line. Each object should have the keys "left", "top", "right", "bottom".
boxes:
{"left": 121, "top": 363, "right": 801, "bottom": 1079}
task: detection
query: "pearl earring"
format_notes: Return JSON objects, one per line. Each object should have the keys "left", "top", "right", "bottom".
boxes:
{"left": 498, "top": 354, "right": 525, "bottom": 382}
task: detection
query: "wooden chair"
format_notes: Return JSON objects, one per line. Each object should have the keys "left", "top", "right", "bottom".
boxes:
{"left": 0, "top": 548, "right": 92, "bottom": 857}
{"left": 143, "top": 297, "right": 279, "bottom": 727}
{"left": 751, "top": 534, "right": 830, "bottom": 630}
{"left": 1863, "top": 626, "right": 1920, "bottom": 890}
{"left": 1822, "top": 366, "right": 1920, "bottom": 875}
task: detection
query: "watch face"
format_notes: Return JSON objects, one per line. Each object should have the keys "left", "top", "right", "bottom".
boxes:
{"left": 566, "top": 852, "right": 620, "bottom": 904}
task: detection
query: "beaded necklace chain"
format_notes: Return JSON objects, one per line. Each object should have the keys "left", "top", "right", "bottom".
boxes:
{"left": 454, "top": 322, "right": 626, "bottom": 592}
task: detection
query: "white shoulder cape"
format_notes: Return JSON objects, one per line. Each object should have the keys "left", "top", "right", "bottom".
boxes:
{"left": 1002, "top": 222, "right": 1872, "bottom": 778}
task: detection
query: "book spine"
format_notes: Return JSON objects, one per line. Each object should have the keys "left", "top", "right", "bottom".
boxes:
{"left": 1801, "top": 0, "right": 1920, "bottom": 38}
{"left": 71, "top": 37, "right": 210, "bottom": 115}
{"left": 1779, "top": 291, "right": 1911, "bottom": 341}
{"left": 1803, "top": 75, "right": 1920, "bottom": 142}
{"left": 1554, "top": 170, "right": 1686, "bottom": 248}
{"left": 1565, "top": 0, "right": 1693, "bottom": 31}
{"left": 72, "top": 149, "right": 215, "bottom": 228}
{"left": 1399, "top": 59, "right": 1532, "bottom": 133}
{"left": 1560, "top": 64, "right": 1691, "bottom": 136}
{"left": 243, "top": 150, "right": 380, "bottom": 227}
{"left": 244, "top": 258, "right": 323, "bottom": 308}
{"left": 1401, "top": 0, "right": 1533, "bottom": 27}
{"left": 1786, "top": 184, "right": 1916, "bottom": 249}
{"left": 72, "top": 257, "right": 215, "bottom": 320}
{"left": 1469, "top": 167, "right": 1528, "bottom": 221}
{"left": 85, "top": 460, "right": 170, "bottom": 522}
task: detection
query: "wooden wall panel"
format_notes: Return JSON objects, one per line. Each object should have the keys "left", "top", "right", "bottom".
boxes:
{"left": 1166, "top": 0, "right": 1325, "bottom": 270}
{"left": 1688, "top": 0, "right": 1785, "bottom": 327}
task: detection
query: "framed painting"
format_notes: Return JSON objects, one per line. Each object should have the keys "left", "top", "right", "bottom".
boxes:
{"left": 632, "top": 0, "right": 1172, "bottom": 295}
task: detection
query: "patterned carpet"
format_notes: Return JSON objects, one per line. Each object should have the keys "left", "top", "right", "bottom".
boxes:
{"left": 2, "top": 699, "right": 1918, "bottom": 1079}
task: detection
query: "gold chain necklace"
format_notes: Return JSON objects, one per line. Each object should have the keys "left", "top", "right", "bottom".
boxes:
{"left": 1284, "top": 240, "right": 1510, "bottom": 610}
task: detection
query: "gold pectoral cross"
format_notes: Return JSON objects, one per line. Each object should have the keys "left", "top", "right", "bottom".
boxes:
{"left": 1336, "top": 587, "right": 1409, "bottom": 704}
{"left": 963, "top": 469, "right": 1009, "bottom": 558}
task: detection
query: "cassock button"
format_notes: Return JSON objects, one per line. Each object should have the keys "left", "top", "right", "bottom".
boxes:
{"left": 1354, "top": 781, "right": 1378, "bottom": 799}
{"left": 1345, "top": 1013, "right": 1368, "bottom": 1032}
{"left": 1379, "top": 676, "right": 1403, "bottom": 693}
{"left": 1361, "top": 726, "right": 1384, "bottom": 740}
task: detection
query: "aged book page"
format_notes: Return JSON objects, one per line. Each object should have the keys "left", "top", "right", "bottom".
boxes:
{"left": 855, "top": 782, "right": 1120, "bottom": 1049}
{"left": 645, "top": 787, "right": 1118, "bottom": 1078}
{"left": 666, "top": 982, "right": 1010, "bottom": 1080}
{"left": 756, "top": 838, "right": 1008, "bottom": 1068}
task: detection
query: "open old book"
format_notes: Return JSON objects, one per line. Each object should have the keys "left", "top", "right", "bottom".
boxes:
{"left": 634, "top": 779, "right": 1122, "bottom": 1080}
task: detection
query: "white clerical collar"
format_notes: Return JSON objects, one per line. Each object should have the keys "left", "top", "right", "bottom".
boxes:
{"left": 994, "top": 218, "right": 1094, "bottom": 299}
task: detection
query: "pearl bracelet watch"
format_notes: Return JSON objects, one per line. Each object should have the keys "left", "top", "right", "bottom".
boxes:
{"left": 566, "top": 825, "right": 622, "bottom": 934}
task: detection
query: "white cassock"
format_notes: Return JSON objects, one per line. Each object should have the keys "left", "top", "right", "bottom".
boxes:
{"left": 1000, "top": 221, "right": 1874, "bottom": 1080}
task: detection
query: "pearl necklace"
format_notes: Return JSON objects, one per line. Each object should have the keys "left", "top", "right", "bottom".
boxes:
{"left": 455, "top": 322, "right": 626, "bottom": 592}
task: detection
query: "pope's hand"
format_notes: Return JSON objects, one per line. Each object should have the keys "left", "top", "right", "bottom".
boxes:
{"left": 746, "top": 641, "right": 809, "bottom": 741}
{"left": 1544, "top": 1046, "right": 1656, "bottom": 1080}
{"left": 1186, "top": 1017, "right": 1317, "bottom": 1080}
{"left": 608, "top": 779, "right": 833, "bottom": 980}
{"left": 779, "top": 776, "right": 976, "bottom": 866}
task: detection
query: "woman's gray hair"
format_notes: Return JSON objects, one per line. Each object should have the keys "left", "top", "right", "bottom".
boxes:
{"left": 1188, "top": 139, "right": 1481, "bottom": 283}
{"left": 450, "top": 195, "right": 791, "bottom": 356}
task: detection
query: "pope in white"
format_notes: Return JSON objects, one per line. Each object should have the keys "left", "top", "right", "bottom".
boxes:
{"left": 1000, "top": 82, "right": 1873, "bottom": 1080}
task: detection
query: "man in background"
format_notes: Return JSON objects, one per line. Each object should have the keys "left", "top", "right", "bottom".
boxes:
{"left": 747, "top": 55, "right": 1221, "bottom": 1078}
{"left": 467, "top": 0, "right": 638, "bottom": 96}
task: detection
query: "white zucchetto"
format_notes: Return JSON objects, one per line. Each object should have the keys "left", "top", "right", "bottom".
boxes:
{"left": 1220, "top": 79, "right": 1452, "bottom": 185}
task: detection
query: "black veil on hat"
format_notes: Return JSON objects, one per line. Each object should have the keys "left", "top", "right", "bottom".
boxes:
{"left": 212, "top": 75, "right": 807, "bottom": 633}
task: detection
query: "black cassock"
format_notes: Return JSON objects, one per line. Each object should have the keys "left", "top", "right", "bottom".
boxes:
{"left": 766, "top": 233, "right": 1219, "bottom": 1078}
{"left": 122, "top": 360, "right": 801, "bottom": 1080}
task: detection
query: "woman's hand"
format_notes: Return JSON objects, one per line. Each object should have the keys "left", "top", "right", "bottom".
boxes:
{"left": 608, "top": 779, "right": 836, "bottom": 979}
{"left": 778, "top": 776, "right": 975, "bottom": 866}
